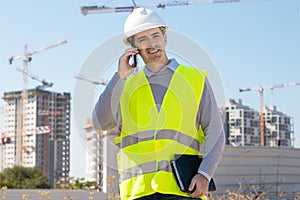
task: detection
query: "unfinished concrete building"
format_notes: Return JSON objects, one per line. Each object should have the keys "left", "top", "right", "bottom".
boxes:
{"left": 84, "top": 119, "right": 119, "bottom": 193}
{"left": 1, "top": 88, "right": 71, "bottom": 185}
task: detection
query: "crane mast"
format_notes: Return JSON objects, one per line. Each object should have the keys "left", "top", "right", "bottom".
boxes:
{"left": 239, "top": 81, "right": 300, "bottom": 146}
{"left": 259, "top": 87, "right": 265, "bottom": 146}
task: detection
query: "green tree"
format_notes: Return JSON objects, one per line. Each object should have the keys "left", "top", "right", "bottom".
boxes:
{"left": 0, "top": 165, "right": 50, "bottom": 189}
{"left": 74, "top": 177, "right": 85, "bottom": 189}
{"left": 56, "top": 177, "right": 99, "bottom": 190}
{"left": 84, "top": 181, "right": 98, "bottom": 190}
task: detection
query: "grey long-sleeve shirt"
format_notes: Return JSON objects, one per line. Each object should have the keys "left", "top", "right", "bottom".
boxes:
{"left": 92, "top": 58, "right": 225, "bottom": 181}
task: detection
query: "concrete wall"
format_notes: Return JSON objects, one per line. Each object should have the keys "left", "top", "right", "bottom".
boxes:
{"left": 213, "top": 146, "right": 300, "bottom": 195}
{"left": 0, "top": 189, "right": 108, "bottom": 200}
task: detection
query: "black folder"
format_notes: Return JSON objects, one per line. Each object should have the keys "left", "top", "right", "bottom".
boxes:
{"left": 170, "top": 154, "right": 216, "bottom": 192}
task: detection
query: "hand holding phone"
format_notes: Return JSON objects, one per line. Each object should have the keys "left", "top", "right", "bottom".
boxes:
{"left": 118, "top": 48, "right": 138, "bottom": 78}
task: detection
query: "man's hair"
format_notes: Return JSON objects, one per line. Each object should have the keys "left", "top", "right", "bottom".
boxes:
{"left": 127, "top": 26, "right": 167, "bottom": 47}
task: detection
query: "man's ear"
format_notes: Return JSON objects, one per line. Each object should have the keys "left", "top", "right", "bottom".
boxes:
{"left": 164, "top": 33, "right": 168, "bottom": 43}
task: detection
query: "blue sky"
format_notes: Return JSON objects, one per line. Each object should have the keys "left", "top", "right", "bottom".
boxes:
{"left": 1, "top": 0, "right": 300, "bottom": 178}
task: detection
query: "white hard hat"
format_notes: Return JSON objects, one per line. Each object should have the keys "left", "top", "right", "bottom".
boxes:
{"left": 123, "top": 7, "right": 168, "bottom": 45}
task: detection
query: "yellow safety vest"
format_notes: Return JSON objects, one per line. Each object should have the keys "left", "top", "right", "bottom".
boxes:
{"left": 117, "top": 65, "right": 207, "bottom": 200}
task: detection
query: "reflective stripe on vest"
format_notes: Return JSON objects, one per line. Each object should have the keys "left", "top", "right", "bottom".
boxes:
{"left": 119, "top": 65, "right": 206, "bottom": 200}
{"left": 120, "top": 129, "right": 200, "bottom": 152}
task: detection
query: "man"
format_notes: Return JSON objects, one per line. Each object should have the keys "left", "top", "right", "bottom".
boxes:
{"left": 93, "top": 7, "right": 225, "bottom": 200}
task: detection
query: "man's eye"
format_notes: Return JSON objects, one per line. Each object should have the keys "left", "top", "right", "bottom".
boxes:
{"left": 155, "top": 34, "right": 160, "bottom": 37}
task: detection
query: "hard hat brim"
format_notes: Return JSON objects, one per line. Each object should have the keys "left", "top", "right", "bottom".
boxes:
{"left": 123, "top": 25, "right": 168, "bottom": 46}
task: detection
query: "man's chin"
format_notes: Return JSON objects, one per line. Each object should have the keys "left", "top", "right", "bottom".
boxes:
{"left": 145, "top": 62, "right": 166, "bottom": 70}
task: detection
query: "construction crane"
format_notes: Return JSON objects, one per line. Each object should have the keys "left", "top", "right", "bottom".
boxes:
{"left": 7, "top": 40, "right": 67, "bottom": 165}
{"left": 239, "top": 81, "right": 300, "bottom": 146}
{"left": 75, "top": 75, "right": 108, "bottom": 85}
{"left": 80, "top": 0, "right": 263, "bottom": 15}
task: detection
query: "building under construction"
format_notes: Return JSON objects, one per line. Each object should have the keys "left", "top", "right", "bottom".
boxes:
{"left": 84, "top": 119, "right": 119, "bottom": 193}
{"left": 0, "top": 88, "right": 71, "bottom": 186}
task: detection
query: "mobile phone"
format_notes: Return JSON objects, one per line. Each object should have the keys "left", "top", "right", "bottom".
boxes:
{"left": 129, "top": 54, "right": 137, "bottom": 68}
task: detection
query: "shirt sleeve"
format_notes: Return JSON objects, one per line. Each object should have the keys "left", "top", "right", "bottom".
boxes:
{"left": 197, "top": 78, "right": 225, "bottom": 181}
{"left": 92, "top": 73, "right": 124, "bottom": 130}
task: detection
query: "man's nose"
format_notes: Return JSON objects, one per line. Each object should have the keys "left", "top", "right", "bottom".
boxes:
{"left": 148, "top": 40, "right": 158, "bottom": 49}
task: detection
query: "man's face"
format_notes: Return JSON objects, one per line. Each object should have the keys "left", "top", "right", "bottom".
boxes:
{"left": 133, "top": 27, "right": 168, "bottom": 65}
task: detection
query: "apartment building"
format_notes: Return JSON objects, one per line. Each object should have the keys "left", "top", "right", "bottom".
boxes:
{"left": 1, "top": 88, "right": 71, "bottom": 185}
{"left": 221, "top": 99, "right": 293, "bottom": 147}
{"left": 84, "top": 118, "right": 102, "bottom": 189}
{"left": 264, "top": 105, "right": 293, "bottom": 147}
{"left": 84, "top": 119, "right": 118, "bottom": 193}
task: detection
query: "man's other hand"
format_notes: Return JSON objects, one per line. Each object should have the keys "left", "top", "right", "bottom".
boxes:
{"left": 188, "top": 173, "right": 209, "bottom": 198}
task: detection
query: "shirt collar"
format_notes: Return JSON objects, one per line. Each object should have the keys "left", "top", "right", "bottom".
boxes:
{"left": 143, "top": 58, "right": 180, "bottom": 77}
